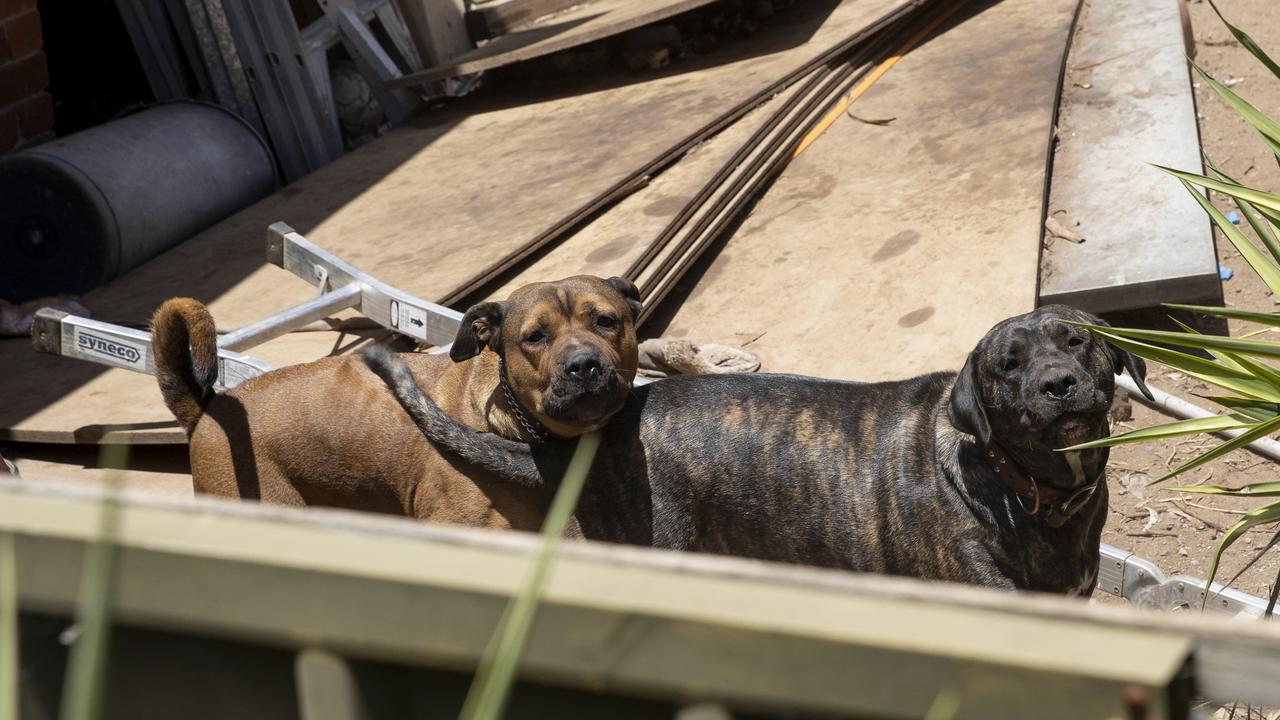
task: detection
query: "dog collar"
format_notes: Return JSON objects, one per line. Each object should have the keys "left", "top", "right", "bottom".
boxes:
{"left": 498, "top": 358, "right": 549, "bottom": 444}
{"left": 983, "top": 442, "right": 1102, "bottom": 528}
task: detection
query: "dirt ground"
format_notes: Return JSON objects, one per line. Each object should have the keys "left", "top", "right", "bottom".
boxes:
{"left": 1089, "top": 0, "right": 1280, "bottom": 607}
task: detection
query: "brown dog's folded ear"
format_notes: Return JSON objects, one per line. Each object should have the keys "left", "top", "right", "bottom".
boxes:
{"left": 948, "top": 351, "right": 992, "bottom": 446}
{"left": 450, "top": 301, "right": 506, "bottom": 362}
{"left": 605, "top": 276, "right": 643, "bottom": 321}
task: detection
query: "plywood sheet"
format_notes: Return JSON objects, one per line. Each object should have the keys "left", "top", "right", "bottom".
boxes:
{"left": 494, "top": 0, "right": 1080, "bottom": 381}
{"left": 0, "top": 0, "right": 911, "bottom": 443}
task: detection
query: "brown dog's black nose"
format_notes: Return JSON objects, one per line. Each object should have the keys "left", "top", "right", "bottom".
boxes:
{"left": 565, "top": 351, "right": 603, "bottom": 381}
{"left": 1040, "top": 372, "right": 1077, "bottom": 399}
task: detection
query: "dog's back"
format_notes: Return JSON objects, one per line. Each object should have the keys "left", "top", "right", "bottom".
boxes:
{"left": 571, "top": 373, "right": 980, "bottom": 573}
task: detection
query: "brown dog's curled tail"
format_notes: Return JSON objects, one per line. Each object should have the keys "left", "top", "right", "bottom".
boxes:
{"left": 151, "top": 298, "right": 219, "bottom": 434}
{"left": 360, "top": 345, "right": 552, "bottom": 489}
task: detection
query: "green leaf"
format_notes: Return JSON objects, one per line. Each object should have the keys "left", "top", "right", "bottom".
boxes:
{"left": 1208, "top": 1, "right": 1280, "bottom": 81}
{"left": 1200, "top": 395, "right": 1280, "bottom": 422}
{"left": 1073, "top": 325, "right": 1280, "bottom": 401}
{"left": 1165, "top": 303, "right": 1280, "bottom": 328}
{"left": 1201, "top": 500, "right": 1280, "bottom": 608}
{"left": 1157, "top": 414, "right": 1280, "bottom": 483}
{"left": 1060, "top": 414, "right": 1256, "bottom": 451}
{"left": 1219, "top": 347, "right": 1280, "bottom": 390}
{"left": 1173, "top": 177, "right": 1280, "bottom": 295}
{"left": 1159, "top": 165, "right": 1280, "bottom": 222}
{"left": 1191, "top": 64, "right": 1280, "bottom": 156}
{"left": 1169, "top": 480, "right": 1280, "bottom": 497}
{"left": 1168, "top": 316, "right": 1250, "bottom": 372}
{"left": 1210, "top": 162, "right": 1280, "bottom": 263}
{"left": 1084, "top": 322, "right": 1280, "bottom": 361}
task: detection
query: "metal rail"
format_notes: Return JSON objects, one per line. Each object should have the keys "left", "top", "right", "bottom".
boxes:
{"left": 32, "top": 223, "right": 463, "bottom": 389}
{"left": 1099, "top": 543, "right": 1272, "bottom": 618}
{"left": 30, "top": 311, "right": 275, "bottom": 390}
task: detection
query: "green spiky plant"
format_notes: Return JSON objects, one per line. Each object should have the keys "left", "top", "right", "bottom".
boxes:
{"left": 1066, "top": 2, "right": 1280, "bottom": 615}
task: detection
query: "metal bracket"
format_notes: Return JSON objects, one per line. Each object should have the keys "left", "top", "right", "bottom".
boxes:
{"left": 266, "top": 222, "right": 462, "bottom": 347}
{"left": 1098, "top": 543, "right": 1271, "bottom": 618}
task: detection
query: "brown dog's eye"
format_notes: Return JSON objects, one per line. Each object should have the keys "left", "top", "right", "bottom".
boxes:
{"left": 595, "top": 315, "right": 617, "bottom": 331}
{"left": 523, "top": 329, "right": 547, "bottom": 345}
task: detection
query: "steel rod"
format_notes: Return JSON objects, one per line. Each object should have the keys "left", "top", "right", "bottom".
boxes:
{"left": 218, "top": 284, "right": 362, "bottom": 352}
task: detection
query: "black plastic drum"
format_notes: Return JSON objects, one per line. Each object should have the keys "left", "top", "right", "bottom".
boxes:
{"left": 0, "top": 101, "right": 275, "bottom": 302}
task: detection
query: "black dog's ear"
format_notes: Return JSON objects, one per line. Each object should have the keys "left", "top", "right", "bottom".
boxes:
{"left": 450, "top": 301, "right": 506, "bottom": 362}
{"left": 1085, "top": 315, "right": 1155, "bottom": 402}
{"left": 948, "top": 351, "right": 992, "bottom": 446}
{"left": 1114, "top": 347, "right": 1153, "bottom": 400}
{"left": 605, "top": 276, "right": 643, "bottom": 321}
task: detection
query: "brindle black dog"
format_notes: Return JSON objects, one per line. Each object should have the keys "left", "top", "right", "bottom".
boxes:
{"left": 363, "top": 305, "right": 1151, "bottom": 594}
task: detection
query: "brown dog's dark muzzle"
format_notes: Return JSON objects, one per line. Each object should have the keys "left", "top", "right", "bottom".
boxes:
{"left": 544, "top": 353, "right": 627, "bottom": 425}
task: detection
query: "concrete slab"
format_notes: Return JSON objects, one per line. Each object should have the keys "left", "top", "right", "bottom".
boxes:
{"left": 1039, "top": 0, "right": 1220, "bottom": 312}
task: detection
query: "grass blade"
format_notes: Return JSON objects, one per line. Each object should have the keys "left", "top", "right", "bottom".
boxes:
{"left": 1, "top": 533, "right": 16, "bottom": 720}
{"left": 59, "top": 447, "right": 128, "bottom": 720}
{"left": 1222, "top": 528, "right": 1280, "bottom": 594}
{"left": 459, "top": 432, "right": 601, "bottom": 720}
{"left": 1268, "top": 565, "right": 1280, "bottom": 618}
{"left": 1207, "top": 0, "right": 1280, "bottom": 80}
{"left": 1200, "top": 501, "right": 1280, "bottom": 608}
{"left": 1061, "top": 414, "right": 1256, "bottom": 451}
{"left": 1167, "top": 480, "right": 1280, "bottom": 497}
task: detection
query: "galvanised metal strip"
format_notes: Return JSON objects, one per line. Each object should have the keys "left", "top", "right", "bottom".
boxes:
{"left": 30, "top": 309, "right": 275, "bottom": 391}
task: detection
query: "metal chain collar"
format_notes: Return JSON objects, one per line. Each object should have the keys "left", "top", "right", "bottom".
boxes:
{"left": 498, "top": 358, "right": 548, "bottom": 444}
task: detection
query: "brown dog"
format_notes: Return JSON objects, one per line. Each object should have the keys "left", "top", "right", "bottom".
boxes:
{"left": 151, "top": 275, "right": 641, "bottom": 530}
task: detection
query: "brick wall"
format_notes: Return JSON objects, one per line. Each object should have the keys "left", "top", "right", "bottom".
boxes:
{"left": 0, "top": 0, "right": 52, "bottom": 152}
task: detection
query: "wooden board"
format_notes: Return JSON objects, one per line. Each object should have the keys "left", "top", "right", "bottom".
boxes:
{"left": 0, "top": 0, "right": 913, "bottom": 443}
{"left": 392, "top": 0, "right": 724, "bottom": 86}
{"left": 1038, "top": 0, "right": 1220, "bottom": 312}
{"left": 14, "top": 480, "right": 1279, "bottom": 714}
{"left": 491, "top": 0, "right": 1080, "bottom": 381}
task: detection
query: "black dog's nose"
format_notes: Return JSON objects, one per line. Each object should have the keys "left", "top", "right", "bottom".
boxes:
{"left": 1040, "top": 372, "right": 1077, "bottom": 399}
{"left": 565, "top": 351, "right": 603, "bottom": 381}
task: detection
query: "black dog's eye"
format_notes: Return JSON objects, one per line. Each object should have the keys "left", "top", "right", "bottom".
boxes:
{"left": 595, "top": 315, "right": 617, "bottom": 331}
{"left": 1003, "top": 358, "right": 1020, "bottom": 372}
{"left": 1068, "top": 336, "right": 1084, "bottom": 347}
{"left": 523, "top": 329, "right": 547, "bottom": 345}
